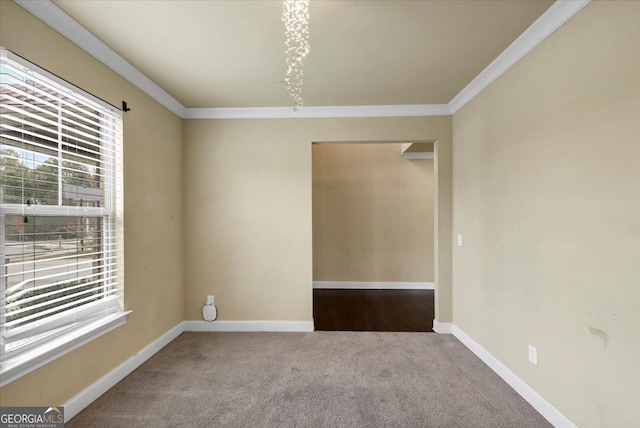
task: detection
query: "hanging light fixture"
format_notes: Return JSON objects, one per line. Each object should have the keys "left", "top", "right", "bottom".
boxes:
{"left": 282, "top": 0, "right": 310, "bottom": 112}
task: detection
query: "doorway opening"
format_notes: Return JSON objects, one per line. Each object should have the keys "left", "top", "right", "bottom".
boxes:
{"left": 312, "top": 141, "right": 435, "bottom": 331}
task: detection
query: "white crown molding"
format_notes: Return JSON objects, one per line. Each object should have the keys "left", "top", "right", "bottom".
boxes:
{"left": 313, "top": 281, "right": 434, "bottom": 290}
{"left": 14, "top": 0, "right": 187, "bottom": 118}
{"left": 451, "top": 324, "right": 578, "bottom": 428}
{"left": 448, "top": 0, "right": 591, "bottom": 113}
{"left": 183, "top": 104, "right": 452, "bottom": 119}
{"left": 16, "top": 0, "right": 588, "bottom": 119}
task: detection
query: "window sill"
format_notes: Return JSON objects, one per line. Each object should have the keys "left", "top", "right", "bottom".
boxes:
{"left": 0, "top": 311, "right": 132, "bottom": 387}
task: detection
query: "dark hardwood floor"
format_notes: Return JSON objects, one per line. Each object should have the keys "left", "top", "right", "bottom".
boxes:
{"left": 313, "top": 289, "right": 434, "bottom": 332}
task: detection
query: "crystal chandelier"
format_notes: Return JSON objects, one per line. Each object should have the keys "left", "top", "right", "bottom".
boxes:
{"left": 282, "top": 0, "right": 310, "bottom": 112}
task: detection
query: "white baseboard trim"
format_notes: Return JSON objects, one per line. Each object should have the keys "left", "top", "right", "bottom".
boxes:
{"left": 313, "top": 281, "right": 434, "bottom": 290}
{"left": 63, "top": 322, "right": 184, "bottom": 422}
{"left": 183, "top": 320, "right": 314, "bottom": 332}
{"left": 61, "top": 319, "right": 576, "bottom": 428}
{"left": 62, "top": 319, "right": 314, "bottom": 421}
{"left": 451, "top": 325, "right": 578, "bottom": 428}
{"left": 432, "top": 319, "right": 453, "bottom": 334}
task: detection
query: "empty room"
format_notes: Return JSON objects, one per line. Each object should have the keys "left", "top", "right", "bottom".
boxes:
{"left": 0, "top": 1, "right": 638, "bottom": 427}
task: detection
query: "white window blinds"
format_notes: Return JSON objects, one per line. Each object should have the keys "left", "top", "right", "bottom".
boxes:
{"left": 0, "top": 49, "right": 124, "bottom": 372}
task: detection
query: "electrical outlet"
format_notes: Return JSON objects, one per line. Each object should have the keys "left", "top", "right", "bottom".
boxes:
{"left": 528, "top": 345, "right": 538, "bottom": 366}
{"left": 207, "top": 295, "right": 214, "bottom": 305}
{"left": 457, "top": 234, "right": 463, "bottom": 247}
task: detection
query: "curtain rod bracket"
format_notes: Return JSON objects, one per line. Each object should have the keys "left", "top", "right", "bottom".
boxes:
{"left": 122, "top": 101, "right": 131, "bottom": 112}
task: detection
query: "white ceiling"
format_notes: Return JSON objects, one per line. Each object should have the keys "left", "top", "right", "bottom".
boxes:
{"left": 51, "top": 0, "right": 554, "bottom": 109}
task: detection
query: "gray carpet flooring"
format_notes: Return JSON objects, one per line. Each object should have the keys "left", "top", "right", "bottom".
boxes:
{"left": 67, "top": 332, "right": 551, "bottom": 427}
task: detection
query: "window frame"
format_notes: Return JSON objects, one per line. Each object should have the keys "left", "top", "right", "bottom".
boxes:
{"left": 0, "top": 48, "right": 129, "bottom": 387}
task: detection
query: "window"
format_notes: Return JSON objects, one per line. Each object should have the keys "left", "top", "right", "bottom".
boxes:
{"left": 0, "top": 49, "right": 126, "bottom": 386}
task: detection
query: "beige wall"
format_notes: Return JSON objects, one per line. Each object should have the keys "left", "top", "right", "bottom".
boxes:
{"left": 183, "top": 117, "right": 452, "bottom": 321}
{"left": 0, "top": 1, "right": 184, "bottom": 406}
{"left": 312, "top": 143, "right": 434, "bottom": 282}
{"left": 0, "top": 0, "right": 455, "bottom": 408}
{"left": 452, "top": 2, "right": 640, "bottom": 427}
{"left": 434, "top": 133, "right": 453, "bottom": 323}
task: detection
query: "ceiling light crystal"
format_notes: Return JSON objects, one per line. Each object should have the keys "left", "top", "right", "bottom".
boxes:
{"left": 282, "top": 0, "right": 310, "bottom": 112}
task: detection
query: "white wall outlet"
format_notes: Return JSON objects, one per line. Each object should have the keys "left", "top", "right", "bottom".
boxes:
{"left": 203, "top": 296, "right": 217, "bottom": 322}
{"left": 528, "top": 344, "right": 538, "bottom": 366}
{"left": 457, "top": 234, "right": 463, "bottom": 247}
